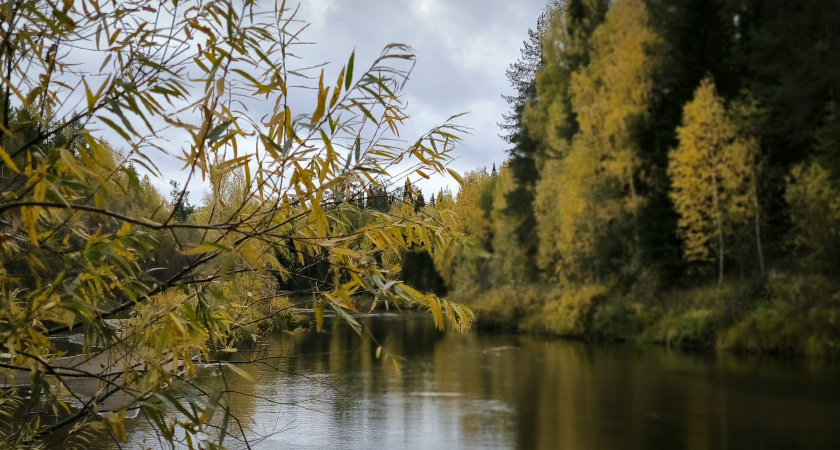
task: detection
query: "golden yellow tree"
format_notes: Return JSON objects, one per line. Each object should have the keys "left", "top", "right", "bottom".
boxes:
{"left": 669, "top": 78, "right": 760, "bottom": 284}
{"left": 531, "top": 0, "right": 662, "bottom": 282}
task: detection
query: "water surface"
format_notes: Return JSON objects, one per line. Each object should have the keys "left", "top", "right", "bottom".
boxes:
{"left": 117, "top": 312, "right": 840, "bottom": 449}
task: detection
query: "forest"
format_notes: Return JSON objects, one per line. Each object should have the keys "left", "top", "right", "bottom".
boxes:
{"left": 435, "top": 0, "right": 840, "bottom": 355}
{"left": 1, "top": 0, "right": 839, "bottom": 447}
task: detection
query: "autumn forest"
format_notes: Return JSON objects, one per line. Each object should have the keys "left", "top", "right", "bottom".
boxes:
{"left": 436, "top": 0, "right": 840, "bottom": 353}
{"left": 1, "top": 0, "right": 839, "bottom": 446}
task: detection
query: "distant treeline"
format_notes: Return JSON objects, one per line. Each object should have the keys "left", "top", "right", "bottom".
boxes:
{"left": 434, "top": 0, "right": 840, "bottom": 355}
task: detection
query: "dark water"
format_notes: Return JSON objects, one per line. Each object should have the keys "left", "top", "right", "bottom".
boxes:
{"left": 117, "top": 312, "right": 840, "bottom": 449}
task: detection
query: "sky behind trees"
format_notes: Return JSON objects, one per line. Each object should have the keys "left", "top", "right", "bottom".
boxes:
{"left": 78, "top": 1, "right": 550, "bottom": 201}
{"left": 283, "top": 0, "right": 550, "bottom": 196}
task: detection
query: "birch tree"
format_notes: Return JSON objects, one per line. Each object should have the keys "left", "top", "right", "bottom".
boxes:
{"left": 669, "top": 78, "right": 760, "bottom": 284}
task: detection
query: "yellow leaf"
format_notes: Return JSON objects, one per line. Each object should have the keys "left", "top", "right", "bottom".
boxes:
{"left": 314, "top": 300, "right": 325, "bottom": 332}
{"left": 226, "top": 362, "right": 254, "bottom": 381}
{"left": 427, "top": 295, "right": 444, "bottom": 331}
{"left": 21, "top": 206, "right": 40, "bottom": 246}
{"left": 117, "top": 222, "right": 131, "bottom": 237}
{"left": 105, "top": 409, "right": 127, "bottom": 443}
{"left": 27, "top": 328, "right": 52, "bottom": 349}
{"left": 284, "top": 106, "right": 293, "bottom": 139}
{"left": 0, "top": 145, "right": 19, "bottom": 173}
{"left": 311, "top": 70, "right": 327, "bottom": 125}
{"left": 331, "top": 247, "right": 363, "bottom": 260}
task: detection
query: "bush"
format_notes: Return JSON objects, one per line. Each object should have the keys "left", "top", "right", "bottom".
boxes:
{"left": 541, "top": 284, "right": 607, "bottom": 337}
{"left": 641, "top": 309, "right": 721, "bottom": 347}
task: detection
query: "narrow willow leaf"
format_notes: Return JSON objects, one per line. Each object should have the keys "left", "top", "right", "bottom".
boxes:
{"left": 0, "top": 145, "right": 20, "bottom": 173}
{"left": 314, "top": 300, "right": 325, "bottom": 332}
{"left": 427, "top": 295, "right": 444, "bottom": 331}
{"left": 345, "top": 51, "right": 355, "bottom": 91}
{"left": 330, "top": 301, "right": 362, "bottom": 337}
{"left": 226, "top": 362, "right": 254, "bottom": 381}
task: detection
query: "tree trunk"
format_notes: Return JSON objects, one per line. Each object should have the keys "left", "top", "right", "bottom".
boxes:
{"left": 752, "top": 167, "right": 765, "bottom": 277}
{"left": 712, "top": 175, "right": 725, "bottom": 286}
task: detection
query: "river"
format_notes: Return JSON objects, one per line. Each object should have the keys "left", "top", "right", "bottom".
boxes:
{"left": 112, "top": 311, "right": 840, "bottom": 449}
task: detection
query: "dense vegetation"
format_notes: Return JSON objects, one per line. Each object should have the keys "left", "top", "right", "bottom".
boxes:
{"left": 441, "top": 0, "right": 840, "bottom": 355}
{"left": 1, "top": 0, "right": 838, "bottom": 446}
{"left": 0, "top": 0, "right": 473, "bottom": 447}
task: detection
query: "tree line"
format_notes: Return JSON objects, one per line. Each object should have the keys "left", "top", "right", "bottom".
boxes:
{"left": 439, "top": 0, "right": 840, "bottom": 351}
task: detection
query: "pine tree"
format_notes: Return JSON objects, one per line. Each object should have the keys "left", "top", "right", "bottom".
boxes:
{"left": 499, "top": 0, "right": 564, "bottom": 149}
{"left": 169, "top": 180, "right": 195, "bottom": 222}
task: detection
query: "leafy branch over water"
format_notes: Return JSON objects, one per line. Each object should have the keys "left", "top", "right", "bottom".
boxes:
{"left": 0, "top": 0, "right": 472, "bottom": 446}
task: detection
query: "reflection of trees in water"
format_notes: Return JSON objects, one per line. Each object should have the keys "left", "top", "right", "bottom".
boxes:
{"left": 284, "top": 314, "right": 448, "bottom": 430}
{"left": 113, "top": 314, "right": 840, "bottom": 449}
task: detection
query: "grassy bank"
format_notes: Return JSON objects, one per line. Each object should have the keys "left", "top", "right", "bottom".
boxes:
{"left": 460, "top": 272, "right": 840, "bottom": 357}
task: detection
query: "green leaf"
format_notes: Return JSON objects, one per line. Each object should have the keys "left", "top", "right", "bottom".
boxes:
{"left": 207, "top": 120, "right": 232, "bottom": 143}
{"left": 345, "top": 51, "right": 355, "bottom": 91}
{"left": 330, "top": 301, "right": 362, "bottom": 337}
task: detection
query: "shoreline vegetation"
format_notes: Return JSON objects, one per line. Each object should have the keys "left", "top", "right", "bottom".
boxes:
{"left": 460, "top": 273, "right": 840, "bottom": 357}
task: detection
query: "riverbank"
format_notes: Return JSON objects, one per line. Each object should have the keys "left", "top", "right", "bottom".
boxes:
{"left": 460, "top": 272, "right": 840, "bottom": 357}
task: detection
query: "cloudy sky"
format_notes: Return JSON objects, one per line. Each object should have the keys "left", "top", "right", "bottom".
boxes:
{"left": 64, "top": 0, "right": 550, "bottom": 200}
{"left": 292, "top": 0, "right": 549, "bottom": 196}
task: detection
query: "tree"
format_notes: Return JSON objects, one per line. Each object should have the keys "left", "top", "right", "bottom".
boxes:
{"left": 0, "top": 1, "right": 472, "bottom": 447}
{"left": 169, "top": 180, "right": 196, "bottom": 222}
{"left": 414, "top": 189, "right": 426, "bottom": 212}
{"left": 365, "top": 184, "right": 392, "bottom": 213}
{"left": 533, "top": 0, "right": 663, "bottom": 282}
{"left": 668, "top": 78, "right": 760, "bottom": 284}
{"left": 499, "top": 0, "right": 564, "bottom": 149}
{"left": 785, "top": 162, "right": 840, "bottom": 275}
{"left": 736, "top": 0, "right": 840, "bottom": 169}
{"left": 523, "top": 0, "right": 609, "bottom": 158}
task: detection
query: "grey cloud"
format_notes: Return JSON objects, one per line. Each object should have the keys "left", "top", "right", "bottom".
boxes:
{"left": 295, "top": 0, "right": 549, "bottom": 193}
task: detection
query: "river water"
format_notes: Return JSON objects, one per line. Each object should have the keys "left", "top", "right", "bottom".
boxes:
{"left": 115, "top": 312, "right": 840, "bottom": 449}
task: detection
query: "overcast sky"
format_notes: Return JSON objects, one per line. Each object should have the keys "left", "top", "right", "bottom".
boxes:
{"left": 292, "top": 0, "right": 550, "bottom": 196}
{"left": 70, "top": 0, "right": 550, "bottom": 201}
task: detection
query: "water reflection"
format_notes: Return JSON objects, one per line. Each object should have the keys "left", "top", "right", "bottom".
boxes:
{"left": 115, "top": 312, "right": 840, "bottom": 449}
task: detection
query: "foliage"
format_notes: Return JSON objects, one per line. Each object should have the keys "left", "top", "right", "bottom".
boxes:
{"left": 0, "top": 0, "right": 472, "bottom": 447}
{"left": 541, "top": 284, "right": 606, "bottom": 337}
{"left": 668, "top": 78, "right": 761, "bottom": 283}
{"left": 785, "top": 162, "right": 840, "bottom": 275}
{"left": 444, "top": 0, "right": 840, "bottom": 357}
{"left": 499, "top": 0, "right": 564, "bottom": 150}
